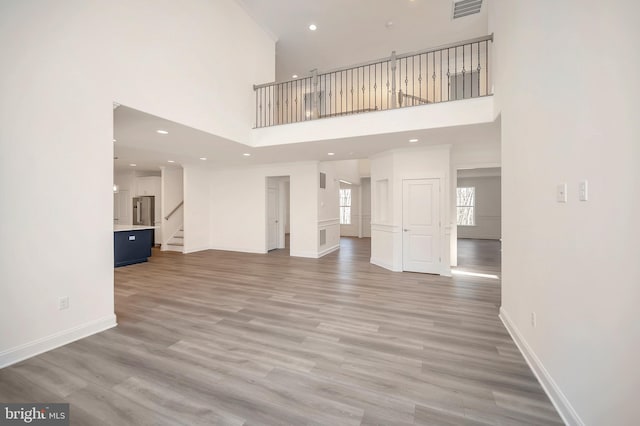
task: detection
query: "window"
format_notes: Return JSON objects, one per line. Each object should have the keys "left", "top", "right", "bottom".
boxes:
{"left": 456, "top": 187, "right": 475, "bottom": 226}
{"left": 340, "top": 188, "right": 352, "bottom": 225}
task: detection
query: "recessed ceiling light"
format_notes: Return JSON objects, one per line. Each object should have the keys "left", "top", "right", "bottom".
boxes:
{"left": 156, "top": 130, "right": 169, "bottom": 134}
{"left": 199, "top": 157, "right": 207, "bottom": 161}
{"left": 129, "top": 163, "right": 137, "bottom": 167}
{"left": 243, "top": 153, "right": 251, "bottom": 157}
{"left": 167, "top": 160, "right": 175, "bottom": 163}
{"left": 292, "top": 74, "right": 298, "bottom": 79}
{"left": 327, "top": 152, "right": 335, "bottom": 156}
{"left": 308, "top": 24, "right": 317, "bottom": 31}
{"left": 409, "top": 138, "right": 419, "bottom": 143}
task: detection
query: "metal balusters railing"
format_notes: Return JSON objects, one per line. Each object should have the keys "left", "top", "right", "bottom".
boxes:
{"left": 253, "top": 34, "right": 493, "bottom": 128}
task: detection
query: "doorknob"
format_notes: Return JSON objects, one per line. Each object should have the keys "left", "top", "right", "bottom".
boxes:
{"left": 404, "top": 229, "right": 410, "bottom": 232}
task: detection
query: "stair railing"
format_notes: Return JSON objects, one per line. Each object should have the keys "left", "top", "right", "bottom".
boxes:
{"left": 253, "top": 33, "right": 493, "bottom": 128}
{"left": 164, "top": 200, "right": 184, "bottom": 221}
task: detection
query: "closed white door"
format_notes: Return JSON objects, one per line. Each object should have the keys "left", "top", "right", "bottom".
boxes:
{"left": 402, "top": 179, "right": 441, "bottom": 274}
{"left": 267, "top": 187, "right": 279, "bottom": 251}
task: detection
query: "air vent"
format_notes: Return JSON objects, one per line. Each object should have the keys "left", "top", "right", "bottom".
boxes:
{"left": 452, "top": 0, "right": 482, "bottom": 19}
{"left": 319, "top": 229, "right": 326, "bottom": 246}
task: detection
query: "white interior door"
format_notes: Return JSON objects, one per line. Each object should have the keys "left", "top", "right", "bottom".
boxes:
{"left": 402, "top": 179, "right": 441, "bottom": 274}
{"left": 267, "top": 187, "right": 279, "bottom": 251}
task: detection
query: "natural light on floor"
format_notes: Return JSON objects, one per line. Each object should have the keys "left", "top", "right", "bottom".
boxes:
{"left": 452, "top": 270, "right": 500, "bottom": 280}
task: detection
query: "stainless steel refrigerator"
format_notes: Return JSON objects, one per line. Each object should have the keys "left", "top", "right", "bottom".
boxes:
{"left": 132, "top": 196, "right": 155, "bottom": 226}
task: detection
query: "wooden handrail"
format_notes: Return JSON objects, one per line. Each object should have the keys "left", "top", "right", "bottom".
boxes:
{"left": 164, "top": 201, "right": 183, "bottom": 221}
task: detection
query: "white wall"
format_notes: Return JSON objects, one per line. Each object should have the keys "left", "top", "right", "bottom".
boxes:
{"left": 490, "top": 1, "right": 639, "bottom": 424}
{"left": 331, "top": 159, "right": 362, "bottom": 185}
{"left": 370, "top": 145, "right": 451, "bottom": 274}
{"left": 358, "top": 159, "right": 371, "bottom": 178}
{"left": 210, "top": 162, "right": 319, "bottom": 257}
{"left": 457, "top": 176, "right": 501, "bottom": 239}
{"left": 183, "top": 167, "right": 212, "bottom": 253}
{"left": 370, "top": 152, "right": 397, "bottom": 270}
{"left": 361, "top": 178, "right": 372, "bottom": 238}
{"left": 161, "top": 166, "right": 184, "bottom": 247}
{"left": 284, "top": 181, "right": 291, "bottom": 234}
{"left": 0, "top": 0, "right": 274, "bottom": 367}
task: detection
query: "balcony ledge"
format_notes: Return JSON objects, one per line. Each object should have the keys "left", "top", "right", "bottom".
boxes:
{"left": 250, "top": 95, "right": 494, "bottom": 148}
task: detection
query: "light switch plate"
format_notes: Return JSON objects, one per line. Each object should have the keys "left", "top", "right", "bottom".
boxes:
{"left": 59, "top": 296, "right": 69, "bottom": 310}
{"left": 556, "top": 183, "right": 567, "bottom": 203}
{"left": 579, "top": 180, "right": 588, "bottom": 201}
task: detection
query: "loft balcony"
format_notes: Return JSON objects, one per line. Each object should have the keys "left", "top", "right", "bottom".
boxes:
{"left": 253, "top": 34, "right": 493, "bottom": 131}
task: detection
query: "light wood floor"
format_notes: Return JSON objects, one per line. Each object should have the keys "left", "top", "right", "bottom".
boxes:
{"left": 0, "top": 238, "right": 563, "bottom": 425}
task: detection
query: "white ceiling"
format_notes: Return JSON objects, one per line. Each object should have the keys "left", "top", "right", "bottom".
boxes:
{"left": 114, "top": 105, "right": 498, "bottom": 173}
{"left": 237, "top": 0, "right": 488, "bottom": 82}
{"left": 114, "top": 2, "right": 492, "bottom": 173}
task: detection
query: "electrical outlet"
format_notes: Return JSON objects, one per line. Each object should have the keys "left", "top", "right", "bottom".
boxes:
{"left": 59, "top": 296, "right": 69, "bottom": 311}
{"left": 531, "top": 312, "right": 537, "bottom": 328}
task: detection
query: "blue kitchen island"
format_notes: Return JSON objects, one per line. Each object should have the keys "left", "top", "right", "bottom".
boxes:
{"left": 114, "top": 225, "right": 155, "bottom": 267}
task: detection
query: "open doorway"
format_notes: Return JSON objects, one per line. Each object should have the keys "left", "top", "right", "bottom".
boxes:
{"left": 337, "top": 173, "right": 372, "bottom": 262}
{"left": 339, "top": 177, "right": 372, "bottom": 239}
{"left": 453, "top": 167, "right": 501, "bottom": 277}
{"left": 266, "top": 176, "right": 290, "bottom": 253}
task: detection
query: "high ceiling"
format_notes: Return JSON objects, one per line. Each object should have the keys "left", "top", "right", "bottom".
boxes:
{"left": 114, "top": 1, "right": 494, "bottom": 173}
{"left": 237, "top": 0, "right": 488, "bottom": 82}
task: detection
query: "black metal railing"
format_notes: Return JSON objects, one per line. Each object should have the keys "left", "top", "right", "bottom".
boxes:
{"left": 253, "top": 34, "right": 493, "bottom": 128}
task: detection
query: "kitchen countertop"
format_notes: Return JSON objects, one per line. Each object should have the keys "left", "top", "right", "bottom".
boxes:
{"left": 114, "top": 225, "right": 157, "bottom": 232}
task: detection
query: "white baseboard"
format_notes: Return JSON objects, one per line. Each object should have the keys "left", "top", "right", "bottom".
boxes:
{"left": 318, "top": 244, "right": 340, "bottom": 258}
{"left": 290, "top": 250, "right": 319, "bottom": 258}
{"left": 0, "top": 314, "right": 117, "bottom": 369}
{"left": 440, "top": 265, "right": 452, "bottom": 277}
{"left": 209, "top": 246, "right": 267, "bottom": 255}
{"left": 161, "top": 245, "right": 183, "bottom": 253}
{"left": 370, "top": 257, "right": 400, "bottom": 272}
{"left": 499, "top": 308, "right": 583, "bottom": 426}
{"left": 182, "top": 246, "right": 211, "bottom": 254}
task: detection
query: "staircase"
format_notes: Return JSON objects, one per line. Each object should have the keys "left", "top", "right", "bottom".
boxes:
{"left": 164, "top": 226, "right": 184, "bottom": 252}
